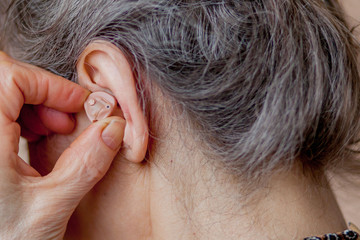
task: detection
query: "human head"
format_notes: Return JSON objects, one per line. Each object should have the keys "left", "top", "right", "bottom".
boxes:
{"left": 1, "top": 0, "right": 360, "bottom": 186}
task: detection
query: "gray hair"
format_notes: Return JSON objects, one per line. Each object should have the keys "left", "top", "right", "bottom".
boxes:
{"left": 2, "top": 0, "right": 360, "bottom": 182}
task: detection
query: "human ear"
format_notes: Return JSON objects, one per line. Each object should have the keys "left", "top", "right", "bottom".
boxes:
{"left": 76, "top": 40, "right": 148, "bottom": 163}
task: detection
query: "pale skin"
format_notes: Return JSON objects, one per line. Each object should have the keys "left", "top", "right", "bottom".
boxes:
{"left": 341, "top": 0, "right": 360, "bottom": 30}
{"left": 0, "top": 52, "right": 126, "bottom": 240}
{"left": 330, "top": 0, "right": 360, "bottom": 225}
{"left": 25, "top": 41, "right": 347, "bottom": 240}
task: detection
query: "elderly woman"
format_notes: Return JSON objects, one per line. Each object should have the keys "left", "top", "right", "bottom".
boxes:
{"left": 1, "top": 0, "right": 360, "bottom": 239}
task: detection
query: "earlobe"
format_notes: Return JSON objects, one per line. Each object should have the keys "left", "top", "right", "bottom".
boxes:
{"left": 77, "top": 41, "right": 148, "bottom": 163}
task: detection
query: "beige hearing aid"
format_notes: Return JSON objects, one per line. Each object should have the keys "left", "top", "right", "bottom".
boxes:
{"left": 84, "top": 91, "right": 117, "bottom": 122}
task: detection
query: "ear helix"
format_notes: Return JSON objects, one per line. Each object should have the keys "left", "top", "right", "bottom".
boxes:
{"left": 84, "top": 92, "right": 117, "bottom": 122}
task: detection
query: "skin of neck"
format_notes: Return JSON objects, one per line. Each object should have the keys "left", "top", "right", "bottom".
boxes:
{"left": 29, "top": 107, "right": 346, "bottom": 240}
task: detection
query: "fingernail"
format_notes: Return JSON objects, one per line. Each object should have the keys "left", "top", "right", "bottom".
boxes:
{"left": 101, "top": 120, "right": 124, "bottom": 150}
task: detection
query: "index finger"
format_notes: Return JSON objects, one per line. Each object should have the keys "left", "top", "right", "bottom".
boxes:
{"left": 0, "top": 52, "right": 89, "bottom": 123}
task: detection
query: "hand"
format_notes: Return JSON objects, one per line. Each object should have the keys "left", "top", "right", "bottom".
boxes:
{"left": 0, "top": 52, "right": 125, "bottom": 240}
{"left": 18, "top": 104, "right": 78, "bottom": 142}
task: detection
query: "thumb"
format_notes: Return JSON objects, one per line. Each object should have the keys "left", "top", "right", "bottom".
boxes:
{"left": 41, "top": 116, "right": 125, "bottom": 207}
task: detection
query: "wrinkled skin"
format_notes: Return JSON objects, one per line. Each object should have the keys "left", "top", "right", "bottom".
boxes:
{"left": 0, "top": 52, "right": 125, "bottom": 240}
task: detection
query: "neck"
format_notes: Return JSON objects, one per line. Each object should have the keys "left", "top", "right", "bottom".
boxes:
{"left": 146, "top": 117, "right": 346, "bottom": 239}
{"left": 64, "top": 147, "right": 346, "bottom": 240}
{"left": 58, "top": 113, "right": 346, "bottom": 239}
{"left": 148, "top": 159, "right": 346, "bottom": 239}
{"left": 63, "top": 152, "right": 346, "bottom": 240}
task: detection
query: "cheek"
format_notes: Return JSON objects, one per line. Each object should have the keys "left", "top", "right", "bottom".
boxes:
{"left": 29, "top": 111, "right": 91, "bottom": 175}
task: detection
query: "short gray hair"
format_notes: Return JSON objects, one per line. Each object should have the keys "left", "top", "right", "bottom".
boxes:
{"left": 2, "top": 0, "right": 360, "bottom": 182}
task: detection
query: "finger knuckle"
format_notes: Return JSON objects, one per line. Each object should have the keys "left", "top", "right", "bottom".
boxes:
{"left": 0, "top": 60, "right": 17, "bottom": 80}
